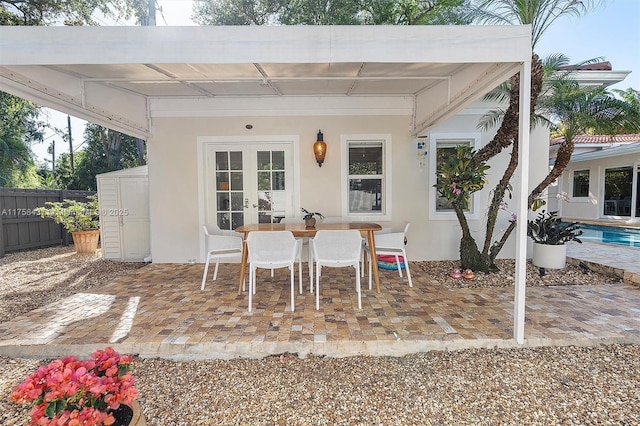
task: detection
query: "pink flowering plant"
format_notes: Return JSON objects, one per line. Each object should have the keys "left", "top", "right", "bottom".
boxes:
{"left": 434, "top": 145, "right": 490, "bottom": 209}
{"left": 10, "top": 347, "right": 138, "bottom": 426}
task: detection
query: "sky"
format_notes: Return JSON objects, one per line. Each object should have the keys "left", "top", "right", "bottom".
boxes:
{"left": 33, "top": 0, "right": 640, "bottom": 165}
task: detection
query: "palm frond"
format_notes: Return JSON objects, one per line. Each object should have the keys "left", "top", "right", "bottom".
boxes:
{"left": 465, "top": 0, "right": 602, "bottom": 49}
{"left": 476, "top": 108, "right": 506, "bottom": 131}
{"left": 481, "top": 82, "right": 511, "bottom": 104}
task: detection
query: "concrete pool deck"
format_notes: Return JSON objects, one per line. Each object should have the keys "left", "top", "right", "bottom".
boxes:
{"left": 567, "top": 241, "right": 640, "bottom": 286}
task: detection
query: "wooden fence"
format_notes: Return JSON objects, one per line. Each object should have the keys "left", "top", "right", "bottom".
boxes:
{"left": 0, "top": 189, "right": 95, "bottom": 258}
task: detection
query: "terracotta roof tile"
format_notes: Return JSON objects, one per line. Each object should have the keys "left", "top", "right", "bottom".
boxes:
{"left": 550, "top": 134, "right": 640, "bottom": 146}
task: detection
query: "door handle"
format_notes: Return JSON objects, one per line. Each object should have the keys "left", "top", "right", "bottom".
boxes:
{"left": 252, "top": 204, "right": 259, "bottom": 208}
{"left": 243, "top": 198, "right": 249, "bottom": 209}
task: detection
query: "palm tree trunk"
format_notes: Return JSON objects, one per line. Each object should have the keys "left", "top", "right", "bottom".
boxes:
{"left": 452, "top": 198, "right": 487, "bottom": 272}
{"left": 528, "top": 138, "right": 575, "bottom": 205}
{"left": 460, "top": 55, "right": 544, "bottom": 271}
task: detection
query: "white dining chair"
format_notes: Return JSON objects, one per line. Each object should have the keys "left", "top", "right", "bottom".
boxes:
{"left": 311, "top": 230, "right": 364, "bottom": 310}
{"left": 281, "top": 217, "right": 314, "bottom": 292}
{"left": 201, "top": 225, "right": 244, "bottom": 291}
{"left": 364, "top": 222, "right": 412, "bottom": 288}
{"left": 246, "top": 231, "right": 302, "bottom": 312}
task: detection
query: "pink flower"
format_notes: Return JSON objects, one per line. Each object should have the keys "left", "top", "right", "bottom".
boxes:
{"left": 10, "top": 347, "right": 137, "bottom": 426}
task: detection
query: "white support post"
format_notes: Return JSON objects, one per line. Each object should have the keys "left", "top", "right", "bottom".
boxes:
{"left": 514, "top": 59, "right": 532, "bottom": 344}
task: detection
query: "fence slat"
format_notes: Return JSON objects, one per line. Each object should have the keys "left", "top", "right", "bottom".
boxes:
{"left": 0, "top": 188, "right": 95, "bottom": 257}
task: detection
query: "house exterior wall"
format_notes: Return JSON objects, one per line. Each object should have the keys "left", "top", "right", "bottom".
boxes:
{"left": 147, "top": 111, "right": 549, "bottom": 263}
{"left": 558, "top": 154, "right": 640, "bottom": 220}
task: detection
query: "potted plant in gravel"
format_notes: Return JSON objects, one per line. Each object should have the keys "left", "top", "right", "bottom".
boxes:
{"left": 301, "top": 207, "right": 324, "bottom": 227}
{"left": 10, "top": 347, "right": 145, "bottom": 426}
{"left": 35, "top": 195, "right": 100, "bottom": 253}
{"left": 527, "top": 210, "right": 582, "bottom": 269}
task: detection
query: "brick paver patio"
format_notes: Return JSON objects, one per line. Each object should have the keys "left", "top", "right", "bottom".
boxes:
{"left": 1, "top": 256, "right": 638, "bottom": 360}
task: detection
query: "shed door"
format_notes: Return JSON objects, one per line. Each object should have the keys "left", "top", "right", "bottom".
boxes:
{"left": 119, "top": 177, "right": 150, "bottom": 261}
{"left": 205, "top": 143, "right": 293, "bottom": 230}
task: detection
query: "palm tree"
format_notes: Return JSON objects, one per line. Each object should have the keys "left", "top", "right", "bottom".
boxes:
{"left": 531, "top": 78, "right": 640, "bottom": 202}
{"left": 446, "top": 0, "right": 603, "bottom": 272}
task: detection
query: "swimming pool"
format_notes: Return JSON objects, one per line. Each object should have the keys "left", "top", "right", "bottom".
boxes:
{"left": 576, "top": 223, "right": 640, "bottom": 248}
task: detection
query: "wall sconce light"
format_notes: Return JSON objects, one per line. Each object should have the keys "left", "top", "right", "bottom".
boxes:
{"left": 313, "top": 130, "right": 327, "bottom": 167}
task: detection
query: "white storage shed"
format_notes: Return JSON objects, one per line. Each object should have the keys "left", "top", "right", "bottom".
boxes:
{"left": 96, "top": 166, "right": 150, "bottom": 262}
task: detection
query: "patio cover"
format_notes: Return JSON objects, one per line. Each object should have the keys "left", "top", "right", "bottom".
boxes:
{"left": 0, "top": 25, "right": 531, "bottom": 138}
{"left": 0, "top": 24, "right": 532, "bottom": 343}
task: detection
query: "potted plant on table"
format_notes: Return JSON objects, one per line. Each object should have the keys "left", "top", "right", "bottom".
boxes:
{"left": 10, "top": 347, "right": 144, "bottom": 426}
{"left": 527, "top": 210, "right": 582, "bottom": 269}
{"left": 35, "top": 195, "right": 100, "bottom": 253}
{"left": 301, "top": 208, "right": 324, "bottom": 227}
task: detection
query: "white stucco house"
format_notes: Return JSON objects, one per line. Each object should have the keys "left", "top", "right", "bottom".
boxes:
{"left": 0, "top": 24, "right": 538, "bottom": 259}
{"left": 551, "top": 136, "right": 640, "bottom": 222}
{"left": 0, "top": 24, "right": 560, "bottom": 341}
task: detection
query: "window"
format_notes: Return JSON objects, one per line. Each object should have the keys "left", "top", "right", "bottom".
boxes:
{"left": 572, "top": 169, "right": 590, "bottom": 198}
{"left": 603, "top": 166, "right": 633, "bottom": 217}
{"left": 429, "top": 133, "right": 481, "bottom": 219}
{"left": 341, "top": 135, "right": 391, "bottom": 219}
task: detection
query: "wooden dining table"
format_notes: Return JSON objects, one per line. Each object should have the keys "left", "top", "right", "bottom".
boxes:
{"left": 234, "top": 222, "right": 383, "bottom": 294}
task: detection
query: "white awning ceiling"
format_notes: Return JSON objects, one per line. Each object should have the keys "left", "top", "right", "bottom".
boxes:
{"left": 0, "top": 25, "right": 532, "bottom": 139}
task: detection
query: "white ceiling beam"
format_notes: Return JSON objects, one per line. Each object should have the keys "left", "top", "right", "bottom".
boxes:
{"left": 0, "top": 74, "right": 150, "bottom": 139}
{"left": 411, "top": 62, "right": 524, "bottom": 135}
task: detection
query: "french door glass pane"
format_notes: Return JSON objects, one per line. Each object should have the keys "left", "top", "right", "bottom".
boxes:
{"left": 215, "top": 152, "right": 228, "bottom": 170}
{"left": 273, "top": 151, "right": 285, "bottom": 170}
{"left": 215, "top": 151, "right": 244, "bottom": 230}
{"left": 256, "top": 151, "right": 285, "bottom": 223}
{"left": 230, "top": 152, "right": 242, "bottom": 170}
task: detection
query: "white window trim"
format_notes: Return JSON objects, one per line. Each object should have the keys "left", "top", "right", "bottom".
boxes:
{"left": 340, "top": 134, "right": 392, "bottom": 221}
{"left": 569, "top": 168, "right": 591, "bottom": 202}
{"left": 428, "top": 132, "right": 482, "bottom": 221}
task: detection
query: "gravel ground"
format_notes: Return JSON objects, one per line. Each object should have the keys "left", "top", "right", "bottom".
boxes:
{"left": 0, "top": 246, "right": 638, "bottom": 425}
{"left": 418, "top": 258, "right": 623, "bottom": 289}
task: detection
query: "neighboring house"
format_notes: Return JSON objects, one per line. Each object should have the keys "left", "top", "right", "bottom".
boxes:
{"left": 549, "top": 133, "right": 640, "bottom": 161}
{"left": 0, "top": 26, "right": 631, "bottom": 262}
{"left": 551, "top": 137, "right": 640, "bottom": 222}
{"left": 545, "top": 62, "right": 636, "bottom": 220}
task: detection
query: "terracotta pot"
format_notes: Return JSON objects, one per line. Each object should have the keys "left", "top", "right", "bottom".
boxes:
{"left": 71, "top": 229, "right": 100, "bottom": 253}
{"left": 112, "top": 400, "right": 146, "bottom": 426}
{"left": 304, "top": 217, "right": 316, "bottom": 227}
{"left": 532, "top": 242, "right": 567, "bottom": 269}
{"left": 129, "top": 400, "right": 146, "bottom": 426}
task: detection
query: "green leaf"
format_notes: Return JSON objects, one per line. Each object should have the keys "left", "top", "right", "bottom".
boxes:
{"left": 118, "top": 363, "right": 132, "bottom": 377}
{"left": 45, "top": 399, "right": 66, "bottom": 418}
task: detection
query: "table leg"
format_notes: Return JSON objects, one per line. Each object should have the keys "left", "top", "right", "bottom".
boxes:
{"left": 367, "top": 230, "right": 381, "bottom": 293}
{"left": 238, "top": 240, "right": 248, "bottom": 295}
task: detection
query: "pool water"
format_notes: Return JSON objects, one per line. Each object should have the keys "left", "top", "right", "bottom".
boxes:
{"left": 576, "top": 224, "right": 640, "bottom": 248}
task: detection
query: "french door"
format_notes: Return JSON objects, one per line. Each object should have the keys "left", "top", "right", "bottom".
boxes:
{"left": 205, "top": 143, "right": 293, "bottom": 230}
